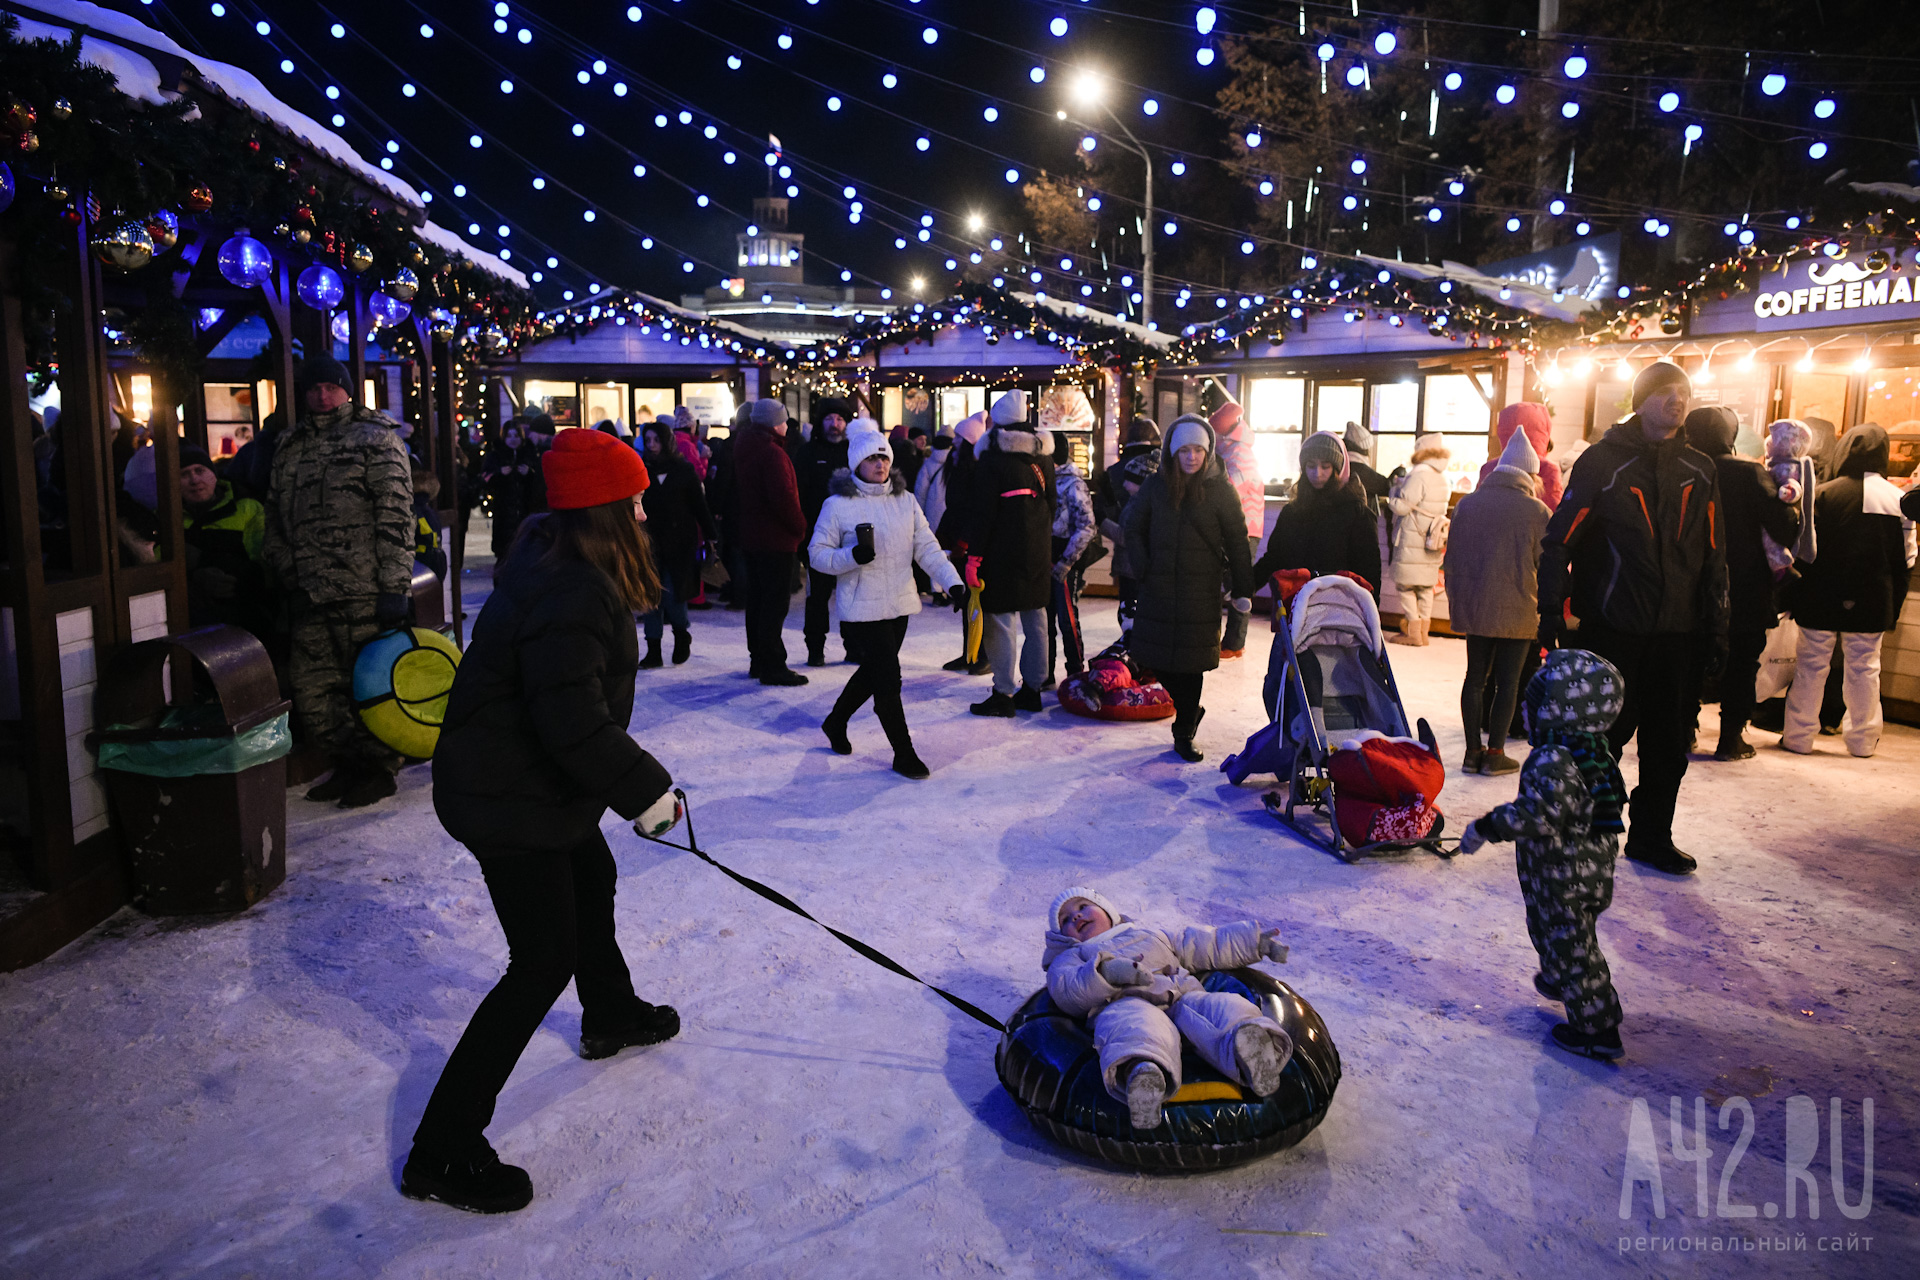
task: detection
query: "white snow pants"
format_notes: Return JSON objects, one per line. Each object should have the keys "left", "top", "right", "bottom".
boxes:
{"left": 987, "top": 608, "right": 1047, "bottom": 695}
{"left": 1092, "top": 991, "right": 1290, "bottom": 1100}
{"left": 1782, "top": 628, "right": 1884, "bottom": 758}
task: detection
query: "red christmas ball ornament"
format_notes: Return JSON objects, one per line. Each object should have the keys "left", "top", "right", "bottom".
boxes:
{"left": 246, "top": 137, "right": 261, "bottom": 153}
{"left": 59, "top": 203, "right": 81, "bottom": 226}
{"left": 184, "top": 183, "right": 213, "bottom": 213}
{"left": 292, "top": 205, "right": 315, "bottom": 227}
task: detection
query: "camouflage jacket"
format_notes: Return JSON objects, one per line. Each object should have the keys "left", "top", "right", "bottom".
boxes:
{"left": 1480, "top": 746, "right": 1618, "bottom": 903}
{"left": 263, "top": 402, "right": 415, "bottom": 605}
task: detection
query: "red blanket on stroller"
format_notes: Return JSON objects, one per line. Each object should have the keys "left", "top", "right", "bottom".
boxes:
{"left": 1327, "top": 734, "right": 1444, "bottom": 847}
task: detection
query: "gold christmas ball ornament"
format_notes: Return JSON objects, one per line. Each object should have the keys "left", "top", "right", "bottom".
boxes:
{"left": 93, "top": 221, "right": 156, "bottom": 271}
{"left": 293, "top": 228, "right": 312, "bottom": 245}
{"left": 346, "top": 243, "right": 375, "bottom": 273}
{"left": 385, "top": 266, "right": 420, "bottom": 301}
{"left": 272, "top": 156, "right": 288, "bottom": 173}
{"left": 184, "top": 183, "right": 213, "bottom": 212}
{"left": 44, "top": 178, "right": 69, "bottom": 203}
{"left": 273, "top": 222, "right": 291, "bottom": 238}
{"left": 3, "top": 101, "right": 34, "bottom": 133}
{"left": 18, "top": 131, "right": 39, "bottom": 154}
{"left": 405, "top": 241, "right": 426, "bottom": 267}
{"left": 1866, "top": 249, "right": 1892, "bottom": 273}
{"left": 1659, "top": 312, "right": 1684, "bottom": 336}
{"left": 50, "top": 98, "right": 73, "bottom": 121}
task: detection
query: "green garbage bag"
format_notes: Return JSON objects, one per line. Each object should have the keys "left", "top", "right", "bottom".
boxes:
{"left": 95, "top": 706, "right": 292, "bottom": 778}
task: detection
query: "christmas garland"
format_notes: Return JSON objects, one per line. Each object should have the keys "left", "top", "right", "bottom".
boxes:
{"left": 0, "top": 15, "right": 537, "bottom": 392}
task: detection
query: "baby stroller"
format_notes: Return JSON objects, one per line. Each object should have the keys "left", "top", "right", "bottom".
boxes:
{"left": 1220, "top": 575, "right": 1449, "bottom": 861}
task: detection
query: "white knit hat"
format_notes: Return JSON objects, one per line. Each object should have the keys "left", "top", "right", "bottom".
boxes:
{"left": 1497, "top": 422, "right": 1540, "bottom": 474}
{"left": 990, "top": 388, "right": 1030, "bottom": 426}
{"left": 846, "top": 417, "right": 891, "bottom": 468}
{"left": 953, "top": 410, "right": 989, "bottom": 446}
{"left": 1049, "top": 885, "right": 1124, "bottom": 932}
{"left": 1412, "top": 431, "right": 1449, "bottom": 459}
{"left": 1167, "top": 413, "right": 1213, "bottom": 456}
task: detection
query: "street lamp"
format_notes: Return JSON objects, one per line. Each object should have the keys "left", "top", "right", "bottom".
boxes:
{"left": 1068, "top": 70, "right": 1154, "bottom": 324}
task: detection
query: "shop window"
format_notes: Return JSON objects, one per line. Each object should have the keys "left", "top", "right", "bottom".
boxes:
{"left": 938, "top": 386, "right": 985, "bottom": 428}
{"left": 1592, "top": 372, "right": 1635, "bottom": 431}
{"left": 1246, "top": 377, "right": 1305, "bottom": 485}
{"left": 1419, "top": 372, "right": 1495, "bottom": 486}
{"left": 582, "top": 382, "right": 629, "bottom": 432}
{"left": 1692, "top": 362, "right": 1774, "bottom": 454}
{"left": 899, "top": 387, "right": 932, "bottom": 433}
{"left": 1039, "top": 385, "right": 1094, "bottom": 434}
{"left": 679, "top": 382, "right": 735, "bottom": 427}
{"left": 1862, "top": 369, "right": 1920, "bottom": 433}
{"left": 632, "top": 392, "right": 669, "bottom": 424}
{"left": 203, "top": 383, "right": 258, "bottom": 459}
{"left": 1787, "top": 369, "right": 1848, "bottom": 428}
{"left": 1313, "top": 383, "right": 1364, "bottom": 437}
{"left": 524, "top": 379, "right": 579, "bottom": 428}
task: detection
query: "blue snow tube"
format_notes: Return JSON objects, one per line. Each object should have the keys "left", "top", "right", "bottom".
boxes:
{"left": 995, "top": 969, "right": 1340, "bottom": 1171}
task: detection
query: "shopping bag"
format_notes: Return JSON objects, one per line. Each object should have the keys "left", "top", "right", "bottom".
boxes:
{"left": 1754, "top": 617, "right": 1799, "bottom": 702}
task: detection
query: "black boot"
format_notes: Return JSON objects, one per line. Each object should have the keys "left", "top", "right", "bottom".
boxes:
{"left": 1549, "top": 1022, "right": 1625, "bottom": 1060}
{"left": 970, "top": 691, "right": 1016, "bottom": 717}
{"left": 877, "top": 701, "right": 928, "bottom": 778}
{"left": 580, "top": 1002, "right": 681, "bottom": 1060}
{"left": 1171, "top": 707, "right": 1206, "bottom": 762}
{"left": 671, "top": 628, "right": 691, "bottom": 665}
{"left": 821, "top": 715, "right": 853, "bottom": 755}
{"left": 305, "top": 762, "right": 358, "bottom": 803}
{"left": 941, "top": 653, "right": 973, "bottom": 672}
{"left": 1625, "top": 842, "right": 1697, "bottom": 876}
{"left": 806, "top": 644, "right": 827, "bottom": 668}
{"left": 401, "top": 1144, "right": 533, "bottom": 1214}
{"left": 338, "top": 768, "right": 397, "bottom": 809}
{"left": 1012, "top": 685, "right": 1044, "bottom": 713}
{"left": 639, "top": 638, "right": 664, "bottom": 669}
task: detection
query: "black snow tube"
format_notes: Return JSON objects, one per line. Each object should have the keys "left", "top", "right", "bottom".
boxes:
{"left": 995, "top": 968, "right": 1340, "bottom": 1171}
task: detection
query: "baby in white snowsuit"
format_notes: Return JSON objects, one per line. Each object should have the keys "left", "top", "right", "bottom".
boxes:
{"left": 1042, "top": 886, "right": 1294, "bottom": 1131}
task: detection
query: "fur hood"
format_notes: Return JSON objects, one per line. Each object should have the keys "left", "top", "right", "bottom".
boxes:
{"left": 827, "top": 466, "right": 910, "bottom": 498}
{"left": 985, "top": 424, "right": 1052, "bottom": 457}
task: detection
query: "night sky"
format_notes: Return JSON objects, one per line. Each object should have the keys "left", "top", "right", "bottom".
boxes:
{"left": 103, "top": 0, "right": 1235, "bottom": 311}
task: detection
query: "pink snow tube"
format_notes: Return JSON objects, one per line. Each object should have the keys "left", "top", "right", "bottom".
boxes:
{"left": 1057, "top": 654, "right": 1176, "bottom": 721}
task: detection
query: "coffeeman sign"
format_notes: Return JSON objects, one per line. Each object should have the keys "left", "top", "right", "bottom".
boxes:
{"left": 1691, "top": 249, "right": 1920, "bottom": 336}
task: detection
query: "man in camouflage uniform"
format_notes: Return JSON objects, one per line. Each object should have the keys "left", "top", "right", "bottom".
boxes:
{"left": 264, "top": 356, "right": 415, "bottom": 808}
{"left": 1457, "top": 649, "right": 1628, "bottom": 1061}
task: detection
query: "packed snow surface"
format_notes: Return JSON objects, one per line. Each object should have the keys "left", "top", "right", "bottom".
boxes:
{"left": 3, "top": 530, "right": 1916, "bottom": 1277}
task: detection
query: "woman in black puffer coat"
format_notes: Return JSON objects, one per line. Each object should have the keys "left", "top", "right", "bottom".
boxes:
{"left": 1251, "top": 430, "right": 1382, "bottom": 596}
{"left": 1123, "top": 415, "right": 1254, "bottom": 761}
{"left": 406, "top": 430, "right": 682, "bottom": 1216}
{"left": 637, "top": 420, "right": 717, "bottom": 667}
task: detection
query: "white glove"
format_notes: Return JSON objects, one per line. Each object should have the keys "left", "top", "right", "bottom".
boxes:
{"left": 1098, "top": 955, "right": 1149, "bottom": 987}
{"left": 635, "top": 791, "right": 682, "bottom": 839}
{"left": 1457, "top": 819, "right": 1489, "bottom": 855}
{"left": 1777, "top": 481, "right": 1799, "bottom": 505}
{"left": 1258, "top": 927, "right": 1289, "bottom": 963}
{"left": 1052, "top": 560, "right": 1073, "bottom": 582}
{"left": 1230, "top": 596, "right": 1253, "bottom": 614}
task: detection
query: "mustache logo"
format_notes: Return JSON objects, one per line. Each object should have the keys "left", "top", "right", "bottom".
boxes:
{"left": 1807, "top": 260, "right": 1878, "bottom": 285}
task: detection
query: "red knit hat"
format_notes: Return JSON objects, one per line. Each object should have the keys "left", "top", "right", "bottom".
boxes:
{"left": 541, "top": 427, "right": 650, "bottom": 509}
{"left": 1209, "top": 400, "right": 1244, "bottom": 436}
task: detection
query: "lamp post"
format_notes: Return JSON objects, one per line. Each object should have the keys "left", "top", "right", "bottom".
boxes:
{"left": 1069, "top": 71, "right": 1153, "bottom": 326}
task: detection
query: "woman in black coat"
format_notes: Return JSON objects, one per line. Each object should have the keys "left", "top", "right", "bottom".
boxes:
{"left": 1251, "top": 430, "right": 1382, "bottom": 595}
{"left": 1123, "top": 415, "right": 1254, "bottom": 760}
{"left": 406, "top": 430, "right": 681, "bottom": 1215}
{"left": 637, "top": 420, "right": 717, "bottom": 667}
{"left": 963, "top": 395, "right": 1057, "bottom": 715}
{"left": 481, "top": 420, "right": 536, "bottom": 563}
{"left": 1780, "top": 423, "right": 1913, "bottom": 758}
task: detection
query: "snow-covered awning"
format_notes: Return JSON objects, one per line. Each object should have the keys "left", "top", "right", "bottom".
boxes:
{"left": 8, "top": 0, "right": 420, "bottom": 209}
{"left": 1355, "top": 252, "right": 1600, "bottom": 323}
{"left": 1013, "top": 290, "right": 1176, "bottom": 350}
{"left": 417, "top": 221, "right": 528, "bottom": 291}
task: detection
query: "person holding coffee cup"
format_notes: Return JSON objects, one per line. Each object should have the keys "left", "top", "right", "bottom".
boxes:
{"left": 808, "top": 418, "right": 965, "bottom": 778}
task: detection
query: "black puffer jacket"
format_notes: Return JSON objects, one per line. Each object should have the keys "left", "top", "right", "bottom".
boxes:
{"left": 1684, "top": 407, "right": 1801, "bottom": 632}
{"left": 1539, "top": 416, "right": 1728, "bottom": 638}
{"left": 433, "top": 519, "right": 673, "bottom": 855}
{"left": 1123, "top": 437, "right": 1254, "bottom": 674}
{"left": 1251, "top": 474, "right": 1382, "bottom": 597}
{"left": 797, "top": 433, "right": 851, "bottom": 533}
{"left": 640, "top": 445, "right": 717, "bottom": 601}
{"left": 1786, "top": 424, "right": 1913, "bottom": 634}
{"left": 965, "top": 426, "right": 1057, "bottom": 613}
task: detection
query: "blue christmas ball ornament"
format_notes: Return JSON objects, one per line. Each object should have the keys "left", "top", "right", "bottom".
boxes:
{"left": 215, "top": 234, "right": 274, "bottom": 289}
{"left": 0, "top": 162, "right": 14, "bottom": 215}
{"left": 296, "top": 263, "right": 344, "bottom": 311}
{"left": 331, "top": 312, "right": 352, "bottom": 344}
{"left": 368, "top": 290, "right": 411, "bottom": 327}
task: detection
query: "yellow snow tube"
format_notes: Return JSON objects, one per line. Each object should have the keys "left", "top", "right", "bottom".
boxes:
{"left": 353, "top": 627, "right": 462, "bottom": 759}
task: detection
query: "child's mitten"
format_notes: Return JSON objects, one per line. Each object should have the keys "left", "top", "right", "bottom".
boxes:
{"left": 634, "top": 791, "right": 682, "bottom": 839}
{"left": 1258, "top": 927, "right": 1290, "bottom": 963}
{"left": 1457, "top": 819, "right": 1490, "bottom": 855}
{"left": 1098, "top": 955, "right": 1149, "bottom": 987}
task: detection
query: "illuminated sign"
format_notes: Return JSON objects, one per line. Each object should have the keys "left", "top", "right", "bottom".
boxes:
{"left": 1693, "top": 248, "right": 1920, "bottom": 335}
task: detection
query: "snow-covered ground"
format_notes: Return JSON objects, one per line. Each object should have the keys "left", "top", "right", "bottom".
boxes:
{"left": 3, "top": 524, "right": 1917, "bottom": 1278}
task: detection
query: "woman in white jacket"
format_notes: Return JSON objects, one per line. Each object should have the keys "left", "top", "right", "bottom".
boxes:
{"left": 1385, "top": 433, "right": 1452, "bottom": 646}
{"left": 810, "top": 420, "right": 965, "bottom": 778}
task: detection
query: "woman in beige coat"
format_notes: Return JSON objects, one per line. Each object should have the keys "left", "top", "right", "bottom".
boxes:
{"left": 1385, "top": 433, "right": 1453, "bottom": 644}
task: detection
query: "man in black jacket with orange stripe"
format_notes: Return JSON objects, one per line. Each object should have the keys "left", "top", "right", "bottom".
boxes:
{"left": 1538, "top": 363, "right": 1728, "bottom": 876}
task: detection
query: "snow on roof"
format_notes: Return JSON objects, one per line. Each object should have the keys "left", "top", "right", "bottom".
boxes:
{"left": 1012, "top": 290, "right": 1176, "bottom": 349}
{"left": 8, "top": 0, "right": 420, "bottom": 209}
{"left": 1355, "top": 252, "right": 1599, "bottom": 324}
{"left": 417, "top": 221, "right": 528, "bottom": 290}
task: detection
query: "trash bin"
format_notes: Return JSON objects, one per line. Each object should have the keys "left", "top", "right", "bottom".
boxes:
{"left": 90, "top": 625, "right": 292, "bottom": 915}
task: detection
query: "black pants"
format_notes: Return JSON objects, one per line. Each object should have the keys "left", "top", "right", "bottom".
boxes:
{"left": 827, "top": 616, "right": 913, "bottom": 749}
{"left": 1577, "top": 629, "right": 1691, "bottom": 852}
{"left": 1158, "top": 671, "right": 1204, "bottom": 731}
{"left": 742, "top": 550, "right": 795, "bottom": 675}
{"left": 413, "top": 831, "right": 644, "bottom": 1157}
{"left": 1046, "top": 537, "right": 1086, "bottom": 678}
{"left": 1715, "top": 626, "right": 1769, "bottom": 741}
{"left": 804, "top": 565, "right": 837, "bottom": 656}
{"left": 1462, "top": 636, "right": 1530, "bottom": 752}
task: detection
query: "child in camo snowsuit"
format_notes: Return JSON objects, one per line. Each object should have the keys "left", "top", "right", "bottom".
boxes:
{"left": 1458, "top": 649, "right": 1629, "bottom": 1060}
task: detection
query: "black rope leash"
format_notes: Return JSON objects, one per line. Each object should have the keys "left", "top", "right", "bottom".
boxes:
{"left": 638, "top": 790, "right": 1007, "bottom": 1033}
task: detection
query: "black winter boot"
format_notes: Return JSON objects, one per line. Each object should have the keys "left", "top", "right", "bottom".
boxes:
{"left": 876, "top": 701, "right": 928, "bottom": 778}
{"left": 305, "top": 762, "right": 358, "bottom": 803}
{"left": 1012, "top": 685, "right": 1044, "bottom": 713}
{"left": 639, "top": 638, "right": 664, "bottom": 669}
{"left": 580, "top": 1002, "right": 681, "bottom": 1060}
{"left": 1171, "top": 707, "right": 1206, "bottom": 762}
{"left": 1549, "top": 1022, "right": 1624, "bottom": 1061}
{"left": 821, "top": 715, "right": 853, "bottom": 755}
{"left": 970, "top": 691, "right": 1016, "bottom": 718}
{"left": 671, "top": 628, "right": 691, "bottom": 665}
{"left": 401, "top": 1145, "right": 533, "bottom": 1214}
{"left": 337, "top": 769, "right": 397, "bottom": 809}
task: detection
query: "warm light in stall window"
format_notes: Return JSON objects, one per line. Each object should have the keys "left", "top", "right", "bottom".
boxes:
{"left": 130, "top": 374, "right": 153, "bottom": 423}
{"left": 1853, "top": 353, "right": 1873, "bottom": 372}
{"left": 364, "top": 379, "right": 378, "bottom": 407}
{"left": 1695, "top": 363, "right": 1714, "bottom": 385}
{"left": 1735, "top": 352, "right": 1755, "bottom": 372}
{"left": 1613, "top": 360, "right": 1632, "bottom": 380}
{"left": 1573, "top": 357, "right": 1594, "bottom": 377}
{"left": 1797, "top": 353, "right": 1815, "bottom": 372}
{"left": 1542, "top": 363, "right": 1564, "bottom": 386}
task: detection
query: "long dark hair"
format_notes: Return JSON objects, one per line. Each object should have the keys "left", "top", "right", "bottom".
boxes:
{"left": 1161, "top": 442, "right": 1211, "bottom": 509}
{"left": 508, "top": 499, "right": 661, "bottom": 613}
